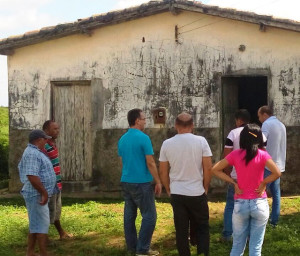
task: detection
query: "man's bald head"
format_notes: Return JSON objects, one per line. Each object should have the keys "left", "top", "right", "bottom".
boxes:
{"left": 175, "top": 112, "right": 193, "bottom": 128}
{"left": 258, "top": 106, "right": 273, "bottom": 116}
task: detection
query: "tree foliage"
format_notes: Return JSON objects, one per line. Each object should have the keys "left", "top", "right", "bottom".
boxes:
{"left": 0, "top": 107, "right": 9, "bottom": 179}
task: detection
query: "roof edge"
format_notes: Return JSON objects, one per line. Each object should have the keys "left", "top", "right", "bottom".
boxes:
{"left": 0, "top": 0, "right": 299, "bottom": 55}
{"left": 175, "top": 1, "right": 300, "bottom": 32}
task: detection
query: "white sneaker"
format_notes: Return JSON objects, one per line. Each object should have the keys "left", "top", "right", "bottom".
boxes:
{"left": 136, "top": 249, "right": 159, "bottom": 256}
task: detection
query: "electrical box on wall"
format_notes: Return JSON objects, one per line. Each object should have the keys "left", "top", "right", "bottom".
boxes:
{"left": 152, "top": 108, "right": 166, "bottom": 124}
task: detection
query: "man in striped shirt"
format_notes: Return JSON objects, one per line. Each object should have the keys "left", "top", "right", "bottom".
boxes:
{"left": 43, "top": 120, "right": 71, "bottom": 240}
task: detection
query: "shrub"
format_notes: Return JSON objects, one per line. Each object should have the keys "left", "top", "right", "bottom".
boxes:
{"left": 0, "top": 107, "right": 9, "bottom": 179}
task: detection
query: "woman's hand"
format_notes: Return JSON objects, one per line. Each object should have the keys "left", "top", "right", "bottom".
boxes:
{"left": 234, "top": 183, "right": 243, "bottom": 195}
{"left": 255, "top": 182, "right": 266, "bottom": 197}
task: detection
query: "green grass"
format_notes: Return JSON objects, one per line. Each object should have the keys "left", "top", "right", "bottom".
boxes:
{"left": 0, "top": 197, "right": 299, "bottom": 256}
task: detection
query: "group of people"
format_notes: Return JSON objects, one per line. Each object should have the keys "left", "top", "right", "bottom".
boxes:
{"left": 213, "top": 106, "right": 285, "bottom": 256}
{"left": 18, "top": 121, "right": 71, "bottom": 256}
{"left": 118, "top": 106, "right": 286, "bottom": 256}
{"left": 18, "top": 105, "right": 286, "bottom": 256}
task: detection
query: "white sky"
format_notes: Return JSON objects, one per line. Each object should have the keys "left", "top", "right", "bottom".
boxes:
{"left": 0, "top": 0, "right": 299, "bottom": 107}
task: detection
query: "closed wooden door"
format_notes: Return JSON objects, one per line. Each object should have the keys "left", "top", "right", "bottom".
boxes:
{"left": 52, "top": 82, "right": 92, "bottom": 181}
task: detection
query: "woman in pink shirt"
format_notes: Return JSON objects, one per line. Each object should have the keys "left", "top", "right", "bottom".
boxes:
{"left": 212, "top": 124, "right": 281, "bottom": 256}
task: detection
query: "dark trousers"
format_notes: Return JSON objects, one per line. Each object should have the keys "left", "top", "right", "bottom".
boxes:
{"left": 171, "top": 193, "right": 209, "bottom": 256}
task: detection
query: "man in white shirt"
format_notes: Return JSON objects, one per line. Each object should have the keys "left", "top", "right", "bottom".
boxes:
{"left": 221, "top": 109, "right": 251, "bottom": 242}
{"left": 258, "top": 106, "right": 286, "bottom": 227}
{"left": 159, "top": 112, "right": 212, "bottom": 256}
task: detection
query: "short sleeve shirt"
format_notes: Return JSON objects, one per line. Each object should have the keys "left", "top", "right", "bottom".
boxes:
{"left": 225, "top": 149, "right": 271, "bottom": 199}
{"left": 262, "top": 116, "right": 286, "bottom": 172}
{"left": 118, "top": 128, "right": 154, "bottom": 183}
{"left": 159, "top": 133, "right": 212, "bottom": 196}
{"left": 43, "top": 140, "right": 62, "bottom": 194}
{"left": 18, "top": 144, "right": 56, "bottom": 198}
{"left": 225, "top": 126, "right": 267, "bottom": 179}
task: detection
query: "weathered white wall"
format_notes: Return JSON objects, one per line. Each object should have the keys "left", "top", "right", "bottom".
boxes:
{"left": 8, "top": 10, "right": 300, "bottom": 129}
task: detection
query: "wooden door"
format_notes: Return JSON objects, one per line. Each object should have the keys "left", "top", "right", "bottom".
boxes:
{"left": 52, "top": 82, "right": 92, "bottom": 181}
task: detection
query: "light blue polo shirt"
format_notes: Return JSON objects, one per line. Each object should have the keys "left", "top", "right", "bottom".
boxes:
{"left": 118, "top": 128, "right": 154, "bottom": 183}
{"left": 262, "top": 116, "right": 286, "bottom": 172}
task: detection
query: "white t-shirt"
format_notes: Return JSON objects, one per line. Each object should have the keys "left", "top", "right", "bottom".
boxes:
{"left": 159, "top": 133, "right": 212, "bottom": 196}
{"left": 262, "top": 116, "right": 286, "bottom": 172}
{"left": 225, "top": 126, "right": 245, "bottom": 179}
{"left": 225, "top": 126, "right": 267, "bottom": 179}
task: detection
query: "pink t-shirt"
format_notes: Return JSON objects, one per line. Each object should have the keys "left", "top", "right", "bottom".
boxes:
{"left": 225, "top": 149, "right": 271, "bottom": 200}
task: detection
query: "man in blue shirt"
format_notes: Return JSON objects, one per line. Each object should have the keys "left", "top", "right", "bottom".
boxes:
{"left": 118, "top": 108, "right": 162, "bottom": 256}
{"left": 18, "top": 129, "right": 56, "bottom": 256}
{"left": 258, "top": 106, "right": 286, "bottom": 227}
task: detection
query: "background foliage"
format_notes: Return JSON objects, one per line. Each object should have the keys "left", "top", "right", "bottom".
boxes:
{"left": 0, "top": 107, "right": 9, "bottom": 186}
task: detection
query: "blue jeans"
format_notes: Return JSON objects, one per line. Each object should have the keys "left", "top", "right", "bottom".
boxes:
{"left": 230, "top": 198, "right": 269, "bottom": 256}
{"left": 121, "top": 182, "right": 157, "bottom": 254}
{"left": 223, "top": 183, "right": 235, "bottom": 239}
{"left": 264, "top": 169, "right": 281, "bottom": 225}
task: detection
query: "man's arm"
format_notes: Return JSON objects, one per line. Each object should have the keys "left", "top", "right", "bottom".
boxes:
{"left": 146, "top": 155, "right": 162, "bottom": 196}
{"left": 159, "top": 161, "right": 170, "bottom": 196}
{"left": 223, "top": 148, "right": 233, "bottom": 176}
{"left": 27, "top": 175, "right": 48, "bottom": 205}
{"left": 262, "top": 133, "right": 267, "bottom": 149}
{"left": 202, "top": 156, "right": 212, "bottom": 194}
{"left": 261, "top": 123, "right": 269, "bottom": 139}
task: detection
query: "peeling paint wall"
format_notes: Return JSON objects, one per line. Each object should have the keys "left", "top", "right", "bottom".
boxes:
{"left": 7, "top": 11, "right": 300, "bottom": 194}
{"left": 102, "top": 42, "right": 222, "bottom": 128}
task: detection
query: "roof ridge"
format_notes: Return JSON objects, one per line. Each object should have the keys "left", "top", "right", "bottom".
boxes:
{"left": 0, "top": 0, "right": 299, "bottom": 55}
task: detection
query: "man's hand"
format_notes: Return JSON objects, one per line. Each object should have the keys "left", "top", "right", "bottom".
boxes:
{"left": 154, "top": 183, "right": 162, "bottom": 197}
{"left": 40, "top": 191, "right": 49, "bottom": 205}
{"left": 27, "top": 175, "right": 49, "bottom": 205}
{"left": 159, "top": 161, "right": 171, "bottom": 197}
{"left": 202, "top": 156, "right": 212, "bottom": 195}
{"left": 145, "top": 155, "right": 162, "bottom": 197}
{"left": 166, "top": 189, "right": 171, "bottom": 197}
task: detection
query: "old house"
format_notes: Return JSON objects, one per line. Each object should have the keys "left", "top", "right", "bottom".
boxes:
{"left": 0, "top": 0, "right": 299, "bottom": 196}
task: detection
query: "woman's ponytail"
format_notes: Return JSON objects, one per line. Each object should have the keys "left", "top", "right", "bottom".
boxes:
{"left": 240, "top": 124, "right": 264, "bottom": 165}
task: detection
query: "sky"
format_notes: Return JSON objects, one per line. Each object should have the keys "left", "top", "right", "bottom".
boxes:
{"left": 0, "top": 0, "right": 299, "bottom": 106}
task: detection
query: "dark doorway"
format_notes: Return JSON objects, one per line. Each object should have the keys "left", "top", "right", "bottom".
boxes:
{"left": 222, "top": 76, "right": 268, "bottom": 144}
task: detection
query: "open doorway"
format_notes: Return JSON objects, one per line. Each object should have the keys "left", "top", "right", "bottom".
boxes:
{"left": 222, "top": 76, "right": 268, "bottom": 145}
